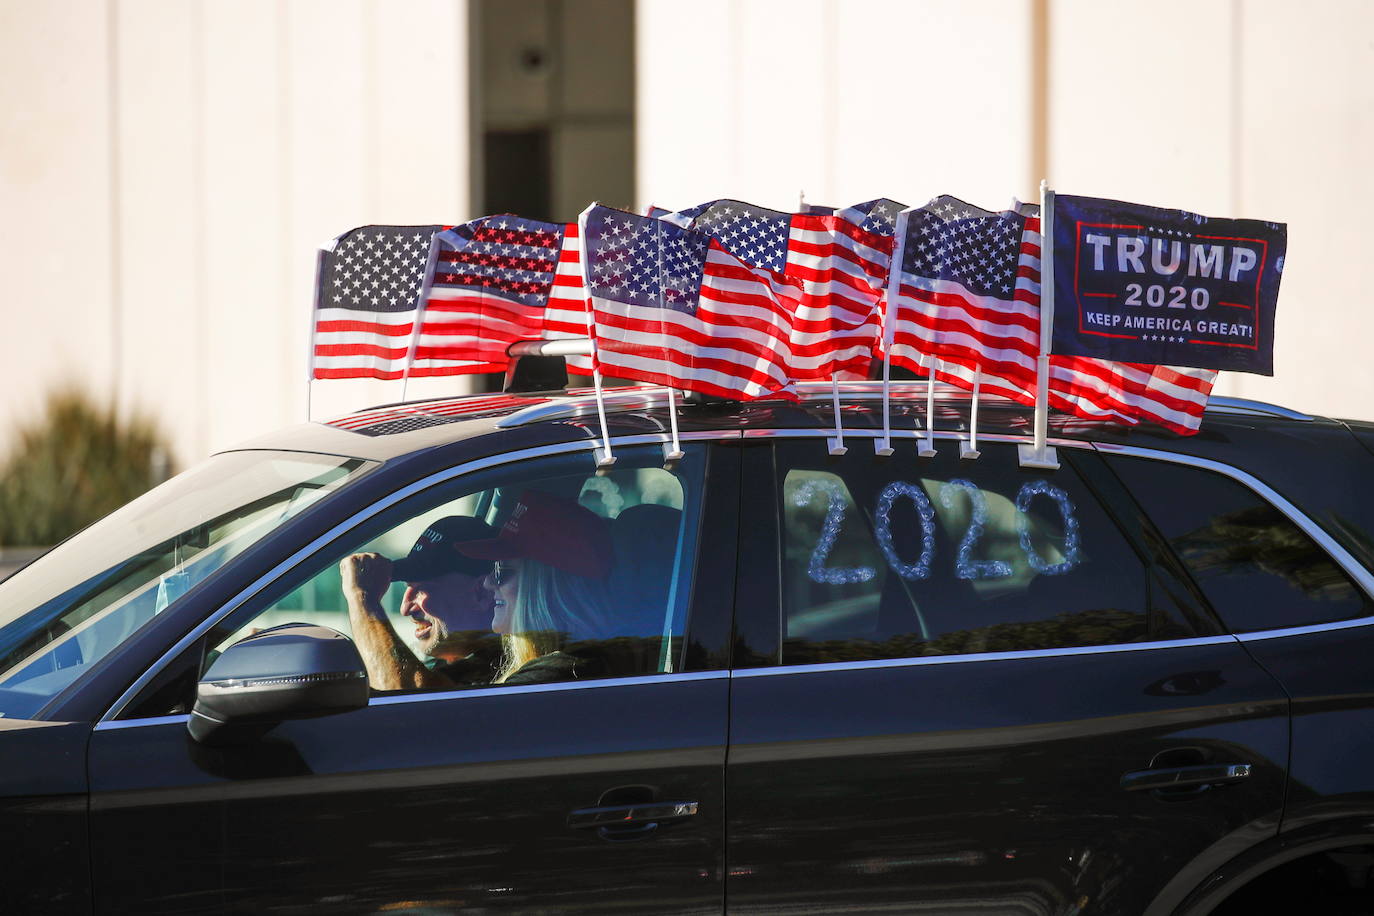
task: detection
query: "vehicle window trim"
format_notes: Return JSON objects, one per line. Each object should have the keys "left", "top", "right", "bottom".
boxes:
{"left": 732, "top": 633, "right": 1242, "bottom": 678}
{"left": 100, "top": 430, "right": 743, "bottom": 723}
{"left": 94, "top": 670, "right": 731, "bottom": 731}
{"left": 1092, "top": 443, "right": 1374, "bottom": 606}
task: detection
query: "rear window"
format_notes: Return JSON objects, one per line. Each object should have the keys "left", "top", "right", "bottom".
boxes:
{"left": 1106, "top": 454, "right": 1372, "bottom": 633}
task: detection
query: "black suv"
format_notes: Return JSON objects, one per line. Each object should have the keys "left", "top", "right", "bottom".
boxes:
{"left": 3, "top": 380, "right": 1373, "bottom": 915}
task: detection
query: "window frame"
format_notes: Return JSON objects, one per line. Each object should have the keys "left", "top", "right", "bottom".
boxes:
{"left": 100, "top": 431, "right": 743, "bottom": 722}
{"left": 1095, "top": 441, "right": 1374, "bottom": 641}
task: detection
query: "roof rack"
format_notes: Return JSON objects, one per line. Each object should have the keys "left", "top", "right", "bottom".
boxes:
{"left": 497, "top": 342, "right": 1315, "bottom": 429}
{"left": 496, "top": 380, "right": 991, "bottom": 429}
{"left": 494, "top": 381, "right": 1317, "bottom": 431}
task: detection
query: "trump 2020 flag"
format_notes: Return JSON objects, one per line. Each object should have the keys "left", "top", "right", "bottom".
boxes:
{"left": 581, "top": 204, "right": 801, "bottom": 400}
{"left": 1024, "top": 203, "right": 1217, "bottom": 434}
{"left": 1050, "top": 194, "right": 1286, "bottom": 375}
{"left": 663, "top": 198, "right": 903, "bottom": 380}
{"left": 311, "top": 225, "right": 443, "bottom": 379}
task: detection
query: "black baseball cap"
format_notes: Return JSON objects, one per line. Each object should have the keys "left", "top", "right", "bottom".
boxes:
{"left": 389, "top": 516, "right": 496, "bottom": 582}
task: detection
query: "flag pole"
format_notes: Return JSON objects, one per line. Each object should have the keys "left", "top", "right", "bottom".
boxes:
{"left": 1020, "top": 180, "right": 1060, "bottom": 470}
{"left": 305, "top": 243, "right": 330, "bottom": 422}
{"left": 650, "top": 210, "right": 684, "bottom": 463}
{"left": 402, "top": 229, "right": 448, "bottom": 404}
{"left": 828, "top": 376, "right": 847, "bottom": 455}
{"left": 876, "top": 208, "right": 914, "bottom": 457}
{"left": 577, "top": 203, "right": 616, "bottom": 468}
{"left": 816, "top": 189, "right": 846, "bottom": 456}
{"left": 918, "top": 354, "right": 937, "bottom": 457}
{"left": 960, "top": 369, "right": 981, "bottom": 459}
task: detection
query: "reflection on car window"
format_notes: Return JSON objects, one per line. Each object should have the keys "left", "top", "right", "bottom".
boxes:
{"left": 0, "top": 451, "right": 372, "bottom": 720}
{"left": 207, "top": 446, "right": 704, "bottom": 696}
{"left": 778, "top": 442, "right": 1195, "bottom": 666}
{"left": 1106, "top": 455, "right": 1372, "bottom": 632}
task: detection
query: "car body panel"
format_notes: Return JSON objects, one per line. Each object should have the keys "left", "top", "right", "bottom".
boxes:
{"left": 90, "top": 677, "right": 729, "bottom": 913}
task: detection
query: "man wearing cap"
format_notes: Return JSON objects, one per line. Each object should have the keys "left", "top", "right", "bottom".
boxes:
{"left": 340, "top": 515, "right": 500, "bottom": 691}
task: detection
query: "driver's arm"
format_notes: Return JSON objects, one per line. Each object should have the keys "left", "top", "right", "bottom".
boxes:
{"left": 340, "top": 553, "right": 456, "bottom": 691}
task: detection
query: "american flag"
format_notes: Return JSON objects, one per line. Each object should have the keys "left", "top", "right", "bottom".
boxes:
{"left": 311, "top": 225, "right": 442, "bottom": 380}
{"left": 414, "top": 215, "right": 597, "bottom": 375}
{"left": 537, "top": 222, "right": 595, "bottom": 372}
{"left": 886, "top": 196, "right": 1041, "bottom": 397}
{"left": 582, "top": 204, "right": 802, "bottom": 400}
{"left": 665, "top": 198, "right": 903, "bottom": 380}
{"left": 887, "top": 197, "right": 1215, "bottom": 434}
{"left": 414, "top": 216, "right": 562, "bottom": 375}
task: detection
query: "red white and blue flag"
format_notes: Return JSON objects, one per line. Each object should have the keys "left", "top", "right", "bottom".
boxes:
{"left": 414, "top": 215, "right": 561, "bottom": 375}
{"left": 885, "top": 196, "right": 1038, "bottom": 397}
{"left": 536, "top": 222, "right": 595, "bottom": 372}
{"left": 664, "top": 199, "right": 902, "bottom": 380}
{"left": 414, "top": 215, "right": 596, "bottom": 375}
{"left": 311, "top": 225, "right": 443, "bottom": 380}
{"left": 582, "top": 204, "right": 802, "bottom": 400}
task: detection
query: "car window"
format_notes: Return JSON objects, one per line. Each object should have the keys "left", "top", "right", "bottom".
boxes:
{"left": 191, "top": 445, "right": 705, "bottom": 700}
{"left": 777, "top": 441, "right": 1196, "bottom": 666}
{"left": 1105, "top": 454, "right": 1373, "bottom": 632}
{"left": 0, "top": 450, "right": 372, "bottom": 720}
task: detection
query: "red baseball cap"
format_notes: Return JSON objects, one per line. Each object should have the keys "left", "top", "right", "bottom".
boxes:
{"left": 457, "top": 490, "right": 614, "bottom": 579}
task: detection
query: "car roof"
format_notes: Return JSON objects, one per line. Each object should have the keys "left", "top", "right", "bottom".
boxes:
{"left": 222, "top": 381, "right": 1345, "bottom": 466}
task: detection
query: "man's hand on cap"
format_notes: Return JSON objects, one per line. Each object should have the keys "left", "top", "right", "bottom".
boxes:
{"left": 341, "top": 552, "right": 393, "bottom": 607}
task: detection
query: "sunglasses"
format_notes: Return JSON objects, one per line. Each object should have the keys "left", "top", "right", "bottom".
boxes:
{"left": 492, "top": 560, "right": 520, "bottom": 587}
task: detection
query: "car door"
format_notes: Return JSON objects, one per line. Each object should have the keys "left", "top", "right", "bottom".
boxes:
{"left": 87, "top": 439, "right": 740, "bottom": 914}
{"left": 725, "top": 434, "right": 1290, "bottom": 915}
{"left": 1099, "top": 446, "right": 1374, "bottom": 860}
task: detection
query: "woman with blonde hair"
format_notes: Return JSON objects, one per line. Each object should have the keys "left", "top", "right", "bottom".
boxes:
{"left": 458, "top": 490, "right": 618, "bottom": 684}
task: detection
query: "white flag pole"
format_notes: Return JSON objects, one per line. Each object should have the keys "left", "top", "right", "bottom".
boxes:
{"left": 1020, "top": 180, "right": 1060, "bottom": 469}
{"left": 650, "top": 211, "right": 684, "bottom": 463}
{"left": 577, "top": 203, "right": 616, "bottom": 468}
{"left": 305, "top": 243, "right": 332, "bottom": 422}
{"left": 401, "top": 229, "right": 447, "bottom": 404}
{"left": 816, "top": 190, "right": 846, "bottom": 456}
{"left": 960, "top": 369, "right": 982, "bottom": 459}
{"left": 918, "top": 355, "right": 937, "bottom": 458}
{"left": 664, "top": 386, "right": 684, "bottom": 462}
{"left": 876, "top": 207, "right": 915, "bottom": 457}
{"left": 828, "top": 376, "right": 847, "bottom": 455}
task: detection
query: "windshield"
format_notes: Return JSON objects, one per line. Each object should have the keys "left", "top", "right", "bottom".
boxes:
{"left": 0, "top": 449, "right": 374, "bottom": 719}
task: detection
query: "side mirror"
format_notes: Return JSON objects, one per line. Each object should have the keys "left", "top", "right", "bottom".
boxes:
{"left": 188, "top": 623, "right": 368, "bottom": 745}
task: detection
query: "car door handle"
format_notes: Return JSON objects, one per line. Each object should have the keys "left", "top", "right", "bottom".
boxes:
{"left": 1121, "top": 763, "right": 1252, "bottom": 792}
{"left": 567, "top": 801, "right": 699, "bottom": 830}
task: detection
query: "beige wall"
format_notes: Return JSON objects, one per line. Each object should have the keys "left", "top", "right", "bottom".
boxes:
{"left": 637, "top": 0, "right": 1035, "bottom": 212}
{"left": 0, "top": 0, "right": 473, "bottom": 469}
{"left": 639, "top": 0, "right": 1374, "bottom": 421}
{"left": 3, "top": 1, "right": 1372, "bottom": 474}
